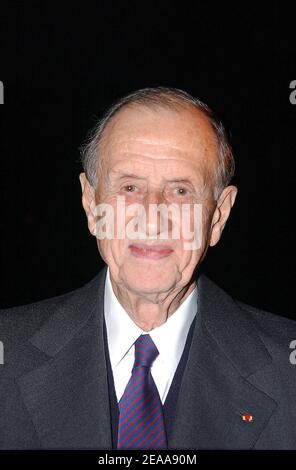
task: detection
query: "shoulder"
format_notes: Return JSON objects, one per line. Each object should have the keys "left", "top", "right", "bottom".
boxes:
{"left": 202, "top": 272, "right": 296, "bottom": 339}
{"left": 237, "top": 299, "right": 296, "bottom": 334}
{"left": 0, "top": 269, "right": 105, "bottom": 342}
{"left": 235, "top": 299, "right": 296, "bottom": 357}
{"left": 200, "top": 273, "right": 295, "bottom": 361}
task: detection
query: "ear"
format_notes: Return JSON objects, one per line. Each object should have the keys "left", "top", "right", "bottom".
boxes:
{"left": 79, "top": 172, "right": 97, "bottom": 236}
{"left": 209, "top": 185, "right": 238, "bottom": 247}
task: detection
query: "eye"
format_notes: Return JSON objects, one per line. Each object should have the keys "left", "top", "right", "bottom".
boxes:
{"left": 123, "top": 184, "right": 137, "bottom": 192}
{"left": 175, "top": 187, "right": 188, "bottom": 196}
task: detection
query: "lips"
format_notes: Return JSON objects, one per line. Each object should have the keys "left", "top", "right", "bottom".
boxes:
{"left": 129, "top": 243, "right": 174, "bottom": 260}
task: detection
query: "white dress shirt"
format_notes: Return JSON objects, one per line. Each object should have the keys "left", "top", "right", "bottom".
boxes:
{"left": 104, "top": 268, "right": 198, "bottom": 404}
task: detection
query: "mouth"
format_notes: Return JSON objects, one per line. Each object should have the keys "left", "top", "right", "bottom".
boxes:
{"left": 129, "top": 243, "right": 174, "bottom": 260}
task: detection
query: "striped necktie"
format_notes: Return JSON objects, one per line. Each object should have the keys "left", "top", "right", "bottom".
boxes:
{"left": 117, "top": 334, "right": 167, "bottom": 449}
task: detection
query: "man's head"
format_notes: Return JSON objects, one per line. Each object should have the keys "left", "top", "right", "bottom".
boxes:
{"left": 79, "top": 87, "right": 237, "bottom": 300}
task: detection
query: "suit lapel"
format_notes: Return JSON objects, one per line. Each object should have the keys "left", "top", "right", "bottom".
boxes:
{"left": 17, "top": 267, "right": 113, "bottom": 449}
{"left": 168, "top": 274, "right": 278, "bottom": 449}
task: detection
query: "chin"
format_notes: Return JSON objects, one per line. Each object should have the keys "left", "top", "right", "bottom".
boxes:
{"left": 120, "top": 262, "right": 178, "bottom": 295}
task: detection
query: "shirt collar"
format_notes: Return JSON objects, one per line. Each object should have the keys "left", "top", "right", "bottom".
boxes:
{"left": 104, "top": 267, "right": 198, "bottom": 371}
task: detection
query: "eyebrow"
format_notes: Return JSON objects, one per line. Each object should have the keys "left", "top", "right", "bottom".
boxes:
{"left": 111, "top": 171, "right": 195, "bottom": 183}
{"left": 110, "top": 171, "right": 146, "bottom": 180}
{"left": 165, "top": 178, "right": 194, "bottom": 184}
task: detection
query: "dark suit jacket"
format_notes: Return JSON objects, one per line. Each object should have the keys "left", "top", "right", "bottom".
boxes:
{"left": 0, "top": 265, "right": 296, "bottom": 449}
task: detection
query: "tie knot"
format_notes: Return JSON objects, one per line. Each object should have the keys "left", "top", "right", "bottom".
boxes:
{"left": 133, "top": 334, "right": 159, "bottom": 369}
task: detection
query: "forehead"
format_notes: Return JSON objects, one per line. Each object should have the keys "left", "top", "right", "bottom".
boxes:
{"left": 100, "top": 104, "right": 218, "bottom": 175}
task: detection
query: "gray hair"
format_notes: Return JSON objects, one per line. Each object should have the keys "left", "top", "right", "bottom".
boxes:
{"left": 80, "top": 87, "right": 235, "bottom": 200}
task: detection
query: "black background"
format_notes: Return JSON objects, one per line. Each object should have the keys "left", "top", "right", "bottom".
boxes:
{"left": 0, "top": 1, "right": 295, "bottom": 319}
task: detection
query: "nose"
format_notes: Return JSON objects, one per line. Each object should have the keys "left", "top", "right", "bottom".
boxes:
{"left": 142, "top": 191, "right": 172, "bottom": 239}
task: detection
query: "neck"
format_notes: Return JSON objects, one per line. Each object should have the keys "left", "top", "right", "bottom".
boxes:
{"left": 109, "top": 276, "right": 196, "bottom": 332}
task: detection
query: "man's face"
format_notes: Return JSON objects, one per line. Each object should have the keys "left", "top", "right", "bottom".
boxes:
{"left": 81, "top": 105, "right": 236, "bottom": 297}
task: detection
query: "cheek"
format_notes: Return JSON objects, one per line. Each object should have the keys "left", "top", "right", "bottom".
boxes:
{"left": 175, "top": 230, "right": 208, "bottom": 272}
{"left": 180, "top": 246, "right": 200, "bottom": 267}
{"left": 176, "top": 248, "right": 202, "bottom": 285}
{"left": 97, "top": 238, "right": 129, "bottom": 266}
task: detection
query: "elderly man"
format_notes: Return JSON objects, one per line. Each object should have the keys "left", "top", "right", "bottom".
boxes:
{"left": 0, "top": 87, "right": 295, "bottom": 450}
